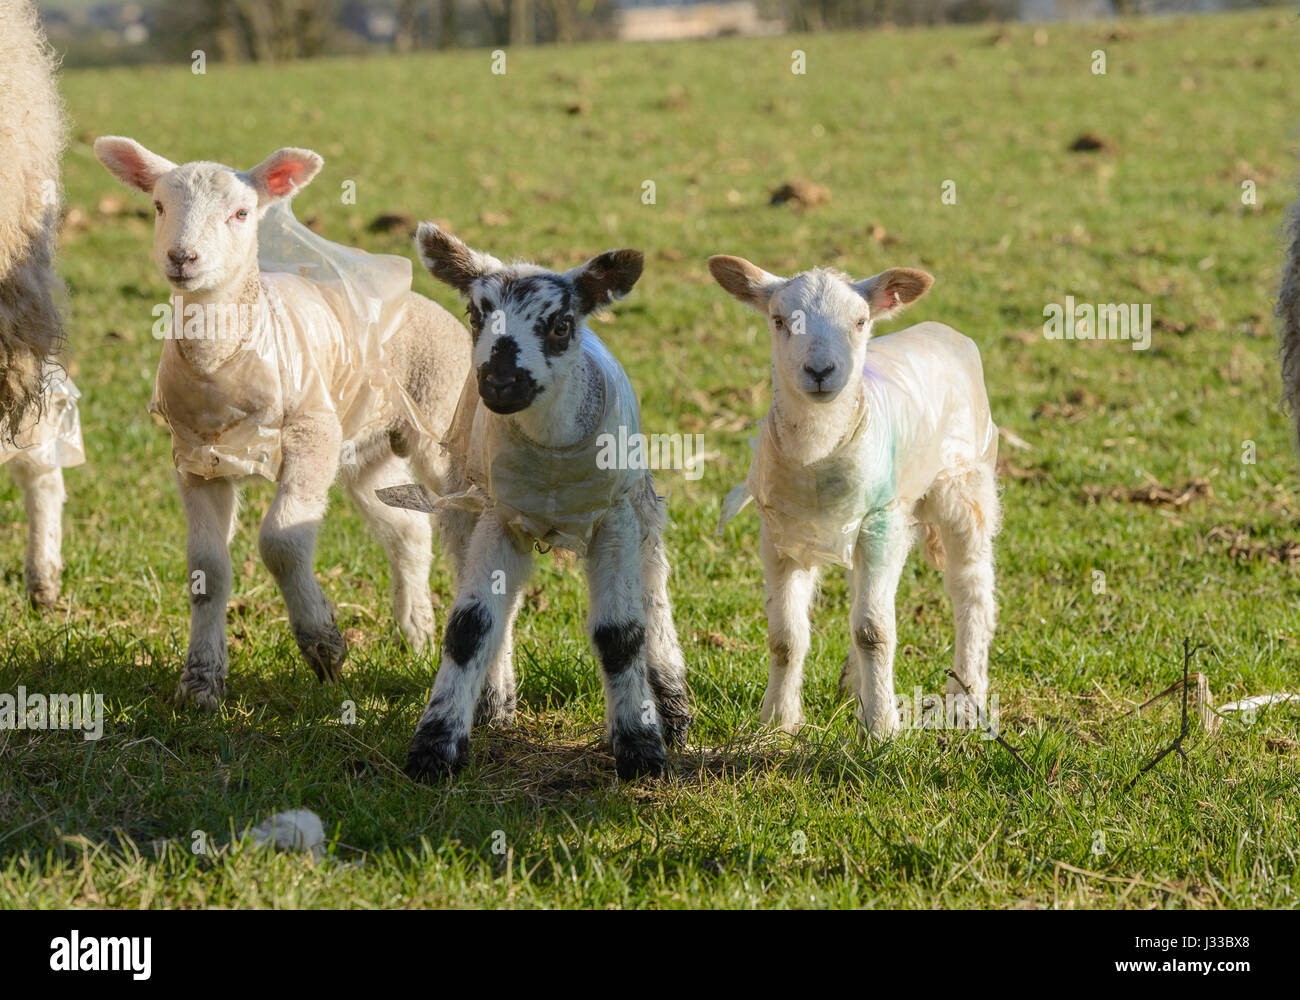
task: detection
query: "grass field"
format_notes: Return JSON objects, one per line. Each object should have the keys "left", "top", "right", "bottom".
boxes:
{"left": 2, "top": 9, "right": 1299, "bottom": 908}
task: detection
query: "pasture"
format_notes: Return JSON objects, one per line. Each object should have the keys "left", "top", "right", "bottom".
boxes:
{"left": 1, "top": 8, "right": 1298, "bottom": 908}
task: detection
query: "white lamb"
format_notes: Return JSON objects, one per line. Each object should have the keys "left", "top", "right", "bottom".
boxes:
{"left": 711, "top": 256, "right": 1000, "bottom": 736}
{"left": 380, "top": 224, "right": 692, "bottom": 781}
{"left": 93, "top": 137, "right": 472, "bottom": 707}
{"left": 1, "top": 2, "right": 84, "bottom": 609}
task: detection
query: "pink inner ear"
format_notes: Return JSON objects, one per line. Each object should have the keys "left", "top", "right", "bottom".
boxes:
{"left": 263, "top": 161, "right": 303, "bottom": 197}
{"left": 877, "top": 289, "right": 898, "bottom": 309}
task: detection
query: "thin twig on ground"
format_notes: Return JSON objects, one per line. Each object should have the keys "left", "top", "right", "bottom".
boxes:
{"left": 945, "top": 670, "right": 1034, "bottom": 776}
{"left": 1127, "top": 637, "right": 1207, "bottom": 791}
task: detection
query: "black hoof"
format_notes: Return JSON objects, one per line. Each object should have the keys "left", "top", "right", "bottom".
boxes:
{"left": 613, "top": 727, "right": 667, "bottom": 780}
{"left": 405, "top": 721, "right": 470, "bottom": 783}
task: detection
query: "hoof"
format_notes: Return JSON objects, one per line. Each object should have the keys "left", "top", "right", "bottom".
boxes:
{"left": 176, "top": 665, "right": 225, "bottom": 711}
{"left": 473, "top": 687, "right": 517, "bottom": 729}
{"left": 612, "top": 727, "right": 666, "bottom": 780}
{"left": 27, "top": 583, "right": 60, "bottom": 610}
{"left": 295, "top": 621, "right": 348, "bottom": 682}
{"left": 405, "top": 720, "right": 469, "bottom": 782}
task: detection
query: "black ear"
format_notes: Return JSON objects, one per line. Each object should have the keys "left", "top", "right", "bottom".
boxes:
{"left": 415, "top": 222, "right": 498, "bottom": 294}
{"left": 569, "top": 249, "right": 644, "bottom": 313}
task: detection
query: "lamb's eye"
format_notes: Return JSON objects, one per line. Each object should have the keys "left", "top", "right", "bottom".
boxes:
{"left": 772, "top": 316, "right": 784, "bottom": 330}
{"left": 153, "top": 201, "right": 163, "bottom": 215}
{"left": 549, "top": 315, "right": 573, "bottom": 342}
{"left": 233, "top": 208, "right": 249, "bottom": 221}
{"left": 855, "top": 317, "right": 867, "bottom": 331}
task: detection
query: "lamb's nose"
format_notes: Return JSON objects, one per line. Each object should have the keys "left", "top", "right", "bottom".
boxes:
{"left": 804, "top": 362, "right": 836, "bottom": 383}
{"left": 483, "top": 371, "right": 517, "bottom": 390}
{"left": 167, "top": 248, "right": 198, "bottom": 266}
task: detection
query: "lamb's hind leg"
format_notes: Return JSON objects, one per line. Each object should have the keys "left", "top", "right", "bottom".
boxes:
{"left": 636, "top": 484, "right": 691, "bottom": 749}
{"left": 176, "top": 472, "right": 237, "bottom": 708}
{"left": 9, "top": 456, "right": 65, "bottom": 608}
{"left": 342, "top": 450, "right": 435, "bottom": 651}
{"left": 931, "top": 469, "right": 1000, "bottom": 727}
{"left": 260, "top": 417, "right": 347, "bottom": 682}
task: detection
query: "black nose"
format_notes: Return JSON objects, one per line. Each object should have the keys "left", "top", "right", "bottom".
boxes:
{"left": 482, "top": 371, "right": 518, "bottom": 391}
{"left": 167, "top": 248, "right": 198, "bottom": 266}
{"left": 804, "top": 362, "right": 836, "bottom": 382}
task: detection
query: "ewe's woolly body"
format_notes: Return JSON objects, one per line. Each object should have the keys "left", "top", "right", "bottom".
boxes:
{"left": 0, "top": 0, "right": 67, "bottom": 436}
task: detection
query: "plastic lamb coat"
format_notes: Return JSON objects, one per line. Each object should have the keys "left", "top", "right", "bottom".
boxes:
{"left": 438, "top": 331, "right": 645, "bottom": 556}
{"left": 721, "top": 323, "right": 998, "bottom": 569}
{"left": 0, "top": 368, "right": 85, "bottom": 473}
{"left": 150, "top": 202, "right": 429, "bottom": 481}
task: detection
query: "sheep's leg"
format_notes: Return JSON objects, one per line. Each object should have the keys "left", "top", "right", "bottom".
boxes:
{"left": 260, "top": 418, "right": 346, "bottom": 682}
{"left": 638, "top": 492, "right": 691, "bottom": 749}
{"left": 407, "top": 514, "right": 532, "bottom": 780}
{"left": 934, "top": 470, "right": 1000, "bottom": 728}
{"left": 342, "top": 452, "right": 435, "bottom": 652}
{"left": 9, "top": 456, "right": 65, "bottom": 608}
{"left": 176, "top": 472, "right": 237, "bottom": 709}
{"left": 759, "top": 523, "right": 819, "bottom": 734}
{"left": 850, "top": 509, "right": 911, "bottom": 737}
{"left": 586, "top": 498, "right": 666, "bottom": 779}
{"left": 474, "top": 589, "right": 520, "bottom": 727}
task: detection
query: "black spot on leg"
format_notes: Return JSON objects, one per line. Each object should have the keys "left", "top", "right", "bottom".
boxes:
{"left": 593, "top": 622, "right": 645, "bottom": 675}
{"left": 853, "top": 619, "right": 888, "bottom": 652}
{"left": 443, "top": 601, "right": 490, "bottom": 666}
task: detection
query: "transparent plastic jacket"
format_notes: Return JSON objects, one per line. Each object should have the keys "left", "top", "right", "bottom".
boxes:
{"left": 0, "top": 368, "right": 85, "bottom": 470}
{"left": 439, "top": 331, "right": 644, "bottom": 555}
{"left": 150, "top": 201, "right": 426, "bottom": 481}
{"left": 719, "top": 322, "right": 997, "bottom": 569}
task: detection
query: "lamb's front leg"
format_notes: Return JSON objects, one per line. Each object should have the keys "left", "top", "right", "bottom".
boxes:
{"left": 407, "top": 515, "right": 533, "bottom": 780}
{"left": 850, "top": 510, "right": 911, "bottom": 737}
{"left": 586, "top": 500, "right": 667, "bottom": 779}
{"left": 9, "top": 457, "right": 65, "bottom": 608}
{"left": 176, "top": 472, "right": 237, "bottom": 708}
{"left": 759, "top": 523, "right": 819, "bottom": 734}
{"left": 259, "top": 417, "right": 346, "bottom": 682}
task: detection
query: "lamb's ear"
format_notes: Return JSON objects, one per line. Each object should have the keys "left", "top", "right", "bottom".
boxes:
{"left": 568, "top": 249, "right": 644, "bottom": 314}
{"left": 415, "top": 223, "right": 501, "bottom": 294}
{"left": 242, "top": 148, "right": 323, "bottom": 205}
{"left": 93, "top": 136, "right": 177, "bottom": 193}
{"left": 708, "top": 255, "right": 785, "bottom": 313}
{"left": 853, "top": 268, "right": 934, "bottom": 320}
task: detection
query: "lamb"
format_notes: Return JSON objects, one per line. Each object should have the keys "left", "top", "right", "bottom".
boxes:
{"left": 1, "top": 2, "right": 82, "bottom": 610}
{"left": 93, "top": 137, "right": 472, "bottom": 708}
{"left": 380, "top": 224, "right": 691, "bottom": 780}
{"left": 711, "top": 256, "right": 1000, "bottom": 737}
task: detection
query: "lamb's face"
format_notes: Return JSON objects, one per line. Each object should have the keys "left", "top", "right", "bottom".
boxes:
{"left": 708, "top": 254, "right": 935, "bottom": 404}
{"left": 94, "top": 137, "right": 324, "bottom": 297}
{"left": 149, "top": 165, "right": 259, "bottom": 293}
{"left": 462, "top": 269, "right": 582, "bottom": 414}
{"left": 415, "top": 223, "right": 643, "bottom": 416}
{"left": 767, "top": 270, "right": 871, "bottom": 403}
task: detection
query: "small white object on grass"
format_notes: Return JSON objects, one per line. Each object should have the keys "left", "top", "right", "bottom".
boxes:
{"left": 1218, "top": 693, "right": 1299, "bottom": 713}
{"left": 249, "top": 809, "right": 326, "bottom": 858}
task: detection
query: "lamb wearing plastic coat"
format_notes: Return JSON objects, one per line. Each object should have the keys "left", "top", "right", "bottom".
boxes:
{"left": 381, "top": 224, "right": 691, "bottom": 781}
{"left": 712, "top": 256, "right": 1000, "bottom": 737}
{"left": 94, "top": 137, "right": 472, "bottom": 707}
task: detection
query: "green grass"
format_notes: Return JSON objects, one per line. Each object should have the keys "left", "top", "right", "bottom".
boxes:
{"left": 3, "top": 10, "right": 1300, "bottom": 908}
